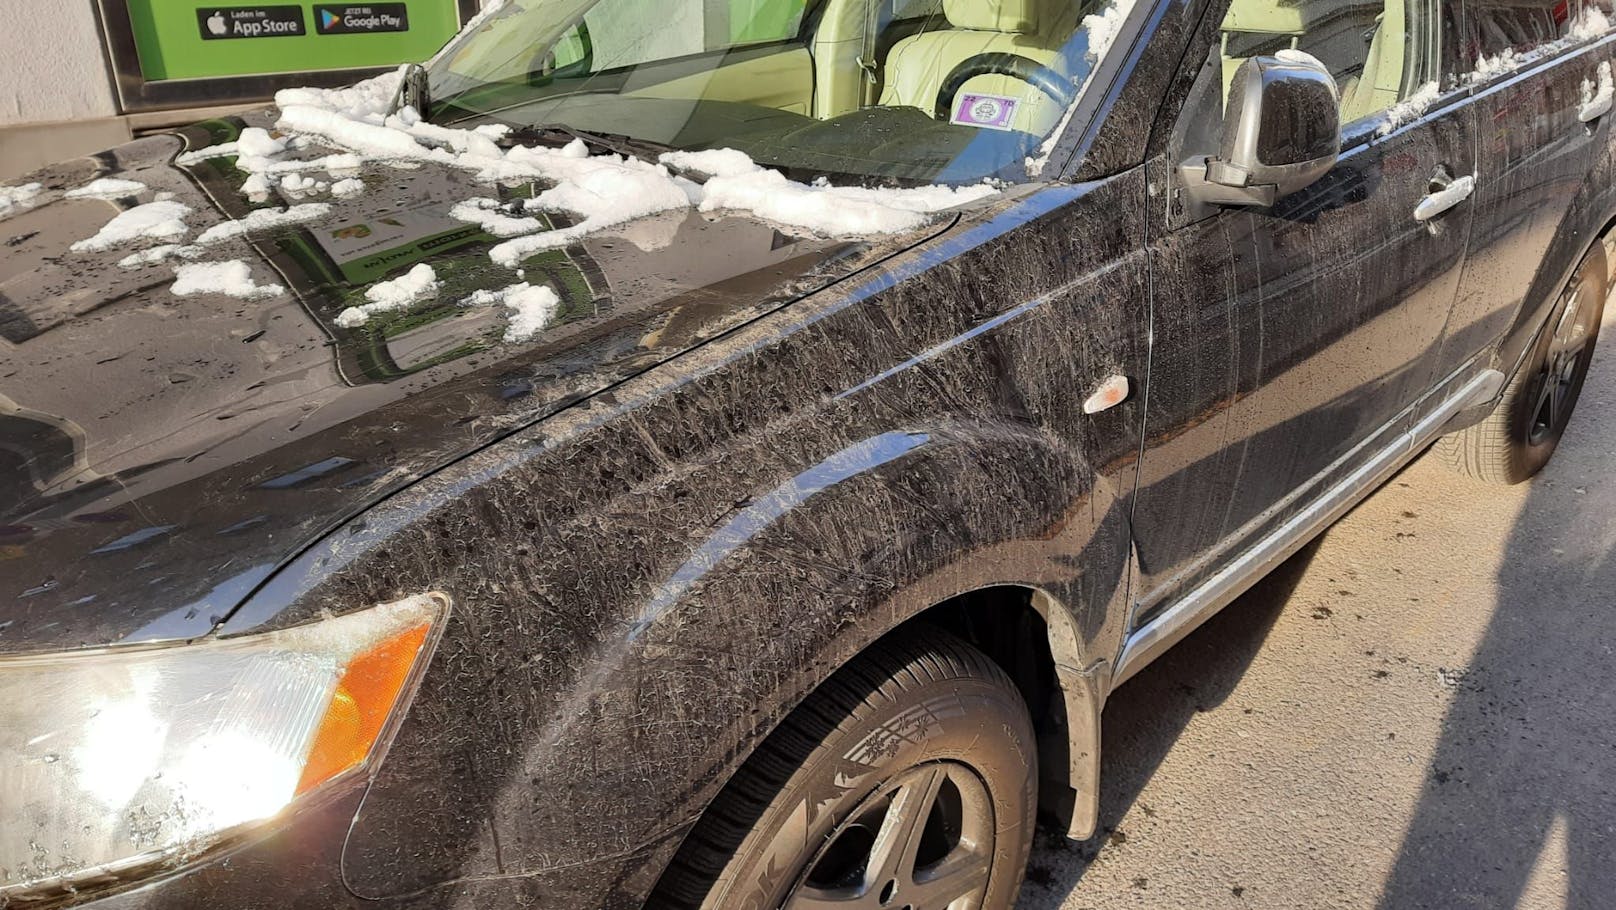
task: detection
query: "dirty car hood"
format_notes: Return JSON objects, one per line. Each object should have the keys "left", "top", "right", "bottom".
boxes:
{"left": 0, "top": 116, "right": 930, "bottom": 654}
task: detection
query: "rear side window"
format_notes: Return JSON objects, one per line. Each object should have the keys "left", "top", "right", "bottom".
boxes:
{"left": 1456, "top": 0, "right": 1593, "bottom": 69}
{"left": 1460, "top": 0, "right": 1563, "bottom": 65}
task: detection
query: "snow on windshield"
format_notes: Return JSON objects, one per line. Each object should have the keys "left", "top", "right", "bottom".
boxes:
{"left": 264, "top": 68, "right": 999, "bottom": 257}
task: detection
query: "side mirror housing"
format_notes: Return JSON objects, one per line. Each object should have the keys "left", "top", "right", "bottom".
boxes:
{"left": 1180, "top": 52, "right": 1341, "bottom": 208}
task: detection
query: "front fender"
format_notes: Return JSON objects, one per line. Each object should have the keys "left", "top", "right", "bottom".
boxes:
{"left": 216, "top": 174, "right": 1149, "bottom": 905}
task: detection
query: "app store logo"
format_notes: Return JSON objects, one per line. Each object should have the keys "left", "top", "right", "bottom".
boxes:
{"left": 196, "top": 6, "right": 306, "bottom": 40}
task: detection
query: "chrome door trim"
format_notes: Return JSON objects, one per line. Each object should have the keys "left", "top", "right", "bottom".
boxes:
{"left": 1111, "top": 368, "right": 1504, "bottom": 688}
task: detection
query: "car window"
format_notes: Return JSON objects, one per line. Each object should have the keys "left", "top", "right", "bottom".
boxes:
{"left": 428, "top": 0, "right": 1144, "bottom": 185}
{"left": 574, "top": 0, "right": 811, "bottom": 70}
{"left": 730, "top": 0, "right": 813, "bottom": 44}
{"left": 1460, "top": 0, "right": 1562, "bottom": 65}
{"left": 1218, "top": 0, "right": 1442, "bottom": 124}
{"left": 1454, "top": 0, "right": 1607, "bottom": 73}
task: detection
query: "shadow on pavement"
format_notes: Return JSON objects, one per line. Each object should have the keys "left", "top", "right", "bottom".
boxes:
{"left": 1023, "top": 537, "right": 1324, "bottom": 895}
{"left": 1376, "top": 437, "right": 1616, "bottom": 903}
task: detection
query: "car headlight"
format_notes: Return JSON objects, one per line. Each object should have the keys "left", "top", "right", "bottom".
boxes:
{"left": 0, "top": 593, "right": 447, "bottom": 902}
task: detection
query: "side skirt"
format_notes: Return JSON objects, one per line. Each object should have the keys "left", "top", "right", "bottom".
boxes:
{"left": 1110, "top": 366, "right": 1504, "bottom": 688}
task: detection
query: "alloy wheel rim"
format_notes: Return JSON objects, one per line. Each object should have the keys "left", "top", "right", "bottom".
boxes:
{"left": 782, "top": 761, "right": 995, "bottom": 910}
{"left": 1528, "top": 279, "right": 1596, "bottom": 446}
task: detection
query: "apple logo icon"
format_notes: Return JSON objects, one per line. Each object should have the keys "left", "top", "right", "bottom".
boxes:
{"left": 207, "top": 11, "right": 228, "bottom": 36}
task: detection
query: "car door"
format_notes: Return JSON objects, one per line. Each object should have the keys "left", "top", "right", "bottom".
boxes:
{"left": 1128, "top": 0, "right": 1478, "bottom": 626}
{"left": 1424, "top": 0, "right": 1611, "bottom": 391}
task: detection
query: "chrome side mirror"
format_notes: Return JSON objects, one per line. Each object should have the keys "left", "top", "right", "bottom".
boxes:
{"left": 1180, "top": 53, "right": 1341, "bottom": 208}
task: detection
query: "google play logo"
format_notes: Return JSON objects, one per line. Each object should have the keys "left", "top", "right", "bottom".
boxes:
{"left": 314, "top": 4, "right": 410, "bottom": 35}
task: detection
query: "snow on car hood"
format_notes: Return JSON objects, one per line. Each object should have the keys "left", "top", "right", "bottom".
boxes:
{"left": 0, "top": 110, "right": 963, "bottom": 655}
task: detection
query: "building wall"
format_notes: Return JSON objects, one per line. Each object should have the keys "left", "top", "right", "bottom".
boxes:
{"left": 0, "top": 1, "right": 120, "bottom": 127}
{"left": 0, "top": 0, "right": 494, "bottom": 179}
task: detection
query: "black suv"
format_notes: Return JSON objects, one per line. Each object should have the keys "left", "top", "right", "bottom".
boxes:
{"left": 1, "top": 0, "right": 1609, "bottom": 906}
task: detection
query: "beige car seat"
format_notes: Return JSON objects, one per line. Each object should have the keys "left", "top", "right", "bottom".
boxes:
{"left": 1338, "top": 7, "right": 1404, "bottom": 123}
{"left": 878, "top": 0, "right": 1080, "bottom": 133}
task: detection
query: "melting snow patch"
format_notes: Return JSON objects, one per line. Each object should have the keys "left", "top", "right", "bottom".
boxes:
{"left": 1585, "top": 61, "right": 1615, "bottom": 112}
{"left": 464, "top": 282, "right": 561, "bottom": 342}
{"left": 450, "top": 197, "right": 546, "bottom": 237}
{"left": 65, "top": 178, "right": 147, "bottom": 199}
{"left": 237, "top": 127, "right": 287, "bottom": 159}
{"left": 277, "top": 104, "right": 430, "bottom": 161}
{"left": 118, "top": 244, "right": 201, "bottom": 269}
{"left": 1466, "top": 49, "right": 1521, "bottom": 85}
{"left": 393, "top": 114, "right": 504, "bottom": 159}
{"left": 485, "top": 154, "right": 700, "bottom": 266}
{"left": 242, "top": 173, "right": 273, "bottom": 197}
{"left": 0, "top": 182, "right": 43, "bottom": 219}
{"left": 275, "top": 70, "right": 402, "bottom": 123}
{"left": 1569, "top": 6, "right": 1612, "bottom": 41}
{"left": 691, "top": 163, "right": 997, "bottom": 236}
{"left": 331, "top": 177, "right": 366, "bottom": 197}
{"left": 176, "top": 142, "right": 240, "bottom": 165}
{"left": 240, "top": 151, "right": 365, "bottom": 179}
{"left": 661, "top": 148, "right": 757, "bottom": 179}
{"left": 171, "top": 261, "right": 285, "bottom": 299}
{"left": 278, "top": 173, "right": 329, "bottom": 195}
{"left": 1377, "top": 82, "right": 1440, "bottom": 136}
{"left": 335, "top": 263, "right": 439, "bottom": 327}
{"left": 71, "top": 200, "right": 192, "bottom": 252}
{"left": 1274, "top": 48, "right": 1327, "bottom": 69}
{"left": 195, "top": 203, "right": 331, "bottom": 245}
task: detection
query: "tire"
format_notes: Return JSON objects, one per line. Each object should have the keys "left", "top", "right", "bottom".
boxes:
{"left": 1437, "top": 243, "right": 1608, "bottom": 484}
{"left": 651, "top": 629, "right": 1038, "bottom": 910}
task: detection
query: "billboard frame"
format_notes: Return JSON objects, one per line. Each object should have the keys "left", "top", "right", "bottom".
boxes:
{"left": 93, "top": 0, "right": 481, "bottom": 113}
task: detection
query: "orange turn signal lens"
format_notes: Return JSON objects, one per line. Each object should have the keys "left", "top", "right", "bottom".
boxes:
{"left": 295, "top": 622, "right": 432, "bottom": 795}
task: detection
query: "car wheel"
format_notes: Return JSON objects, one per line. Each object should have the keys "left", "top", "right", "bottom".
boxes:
{"left": 1437, "top": 243, "right": 1607, "bottom": 484}
{"left": 651, "top": 628, "right": 1037, "bottom": 910}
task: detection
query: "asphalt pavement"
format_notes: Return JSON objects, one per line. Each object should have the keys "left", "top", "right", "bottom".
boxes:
{"left": 1021, "top": 312, "right": 1616, "bottom": 910}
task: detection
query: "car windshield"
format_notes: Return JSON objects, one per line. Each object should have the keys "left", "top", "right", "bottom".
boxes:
{"left": 426, "top": 0, "right": 1128, "bottom": 184}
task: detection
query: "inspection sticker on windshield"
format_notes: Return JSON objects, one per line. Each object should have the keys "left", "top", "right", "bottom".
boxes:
{"left": 951, "top": 93, "right": 1020, "bottom": 131}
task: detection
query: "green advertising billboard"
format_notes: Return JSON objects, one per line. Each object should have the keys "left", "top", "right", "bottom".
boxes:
{"left": 125, "top": 1, "right": 466, "bottom": 80}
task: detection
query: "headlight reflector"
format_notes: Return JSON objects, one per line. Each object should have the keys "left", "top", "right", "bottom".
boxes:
{"left": 0, "top": 593, "right": 445, "bottom": 901}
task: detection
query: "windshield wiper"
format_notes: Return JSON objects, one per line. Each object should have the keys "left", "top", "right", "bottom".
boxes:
{"left": 506, "top": 123, "right": 674, "bottom": 164}
{"left": 392, "top": 63, "right": 432, "bottom": 121}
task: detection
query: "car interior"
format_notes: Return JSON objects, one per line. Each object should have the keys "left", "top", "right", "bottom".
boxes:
{"left": 1217, "top": 0, "right": 1414, "bottom": 122}
{"left": 431, "top": 0, "right": 1102, "bottom": 180}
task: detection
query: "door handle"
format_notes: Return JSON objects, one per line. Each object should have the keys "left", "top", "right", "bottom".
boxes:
{"left": 1579, "top": 61, "right": 1614, "bottom": 122}
{"left": 1414, "top": 172, "right": 1475, "bottom": 222}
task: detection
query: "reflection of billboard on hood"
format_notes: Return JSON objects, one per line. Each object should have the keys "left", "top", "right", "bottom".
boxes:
{"left": 172, "top": 121, "right": 610, "bottom": 386}
{"left": 0, "top": 109, "right": 892, "bottom": 631}
{"left": 275, "top": 176, "right": 611, "bottom": 384}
